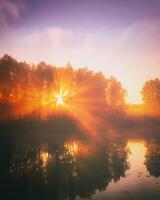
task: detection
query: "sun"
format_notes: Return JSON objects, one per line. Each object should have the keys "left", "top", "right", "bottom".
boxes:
{"left": 56, "top": 95, "right": 64, "bottom": 105}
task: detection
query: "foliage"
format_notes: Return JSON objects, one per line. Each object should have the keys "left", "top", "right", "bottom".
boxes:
{"left": 0, "top": 54, "right": 127, "bottom": 119}
{"left": 141, "top": 79, "right": 160, "bottom": 114}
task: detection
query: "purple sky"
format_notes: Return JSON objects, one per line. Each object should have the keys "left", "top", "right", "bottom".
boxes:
{"left": 1, "top": 0, "right": 160, "bottom": 103}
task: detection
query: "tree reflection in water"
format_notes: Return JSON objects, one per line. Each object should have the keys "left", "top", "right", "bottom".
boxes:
{"left": 145, "top": 140, "right": 160, "bottom": 177}
{"left": 1, "top": 139, "right": 130, "bottom": 200}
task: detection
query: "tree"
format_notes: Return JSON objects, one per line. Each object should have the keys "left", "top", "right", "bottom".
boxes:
{"left": 105, "top": 77, "right": 126, "bottom": 109}
{"left": 0, "top": 54, "right": 128, "bottom": 119}
{"left": 145, "top": 141, "right": 160, "bottom": 177}
{"left": 141, "top": 79, "right": 160, "bottom": 114}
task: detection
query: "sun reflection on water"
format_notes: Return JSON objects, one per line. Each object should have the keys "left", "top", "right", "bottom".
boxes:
{"left": 64, "top": 141, "right": 79, "bottom": 156}
{"left": 127, "top": 140, "right": 147, "bottom": 171}
{"left": 40, "top": 151, "right": 52, "bottom": 167}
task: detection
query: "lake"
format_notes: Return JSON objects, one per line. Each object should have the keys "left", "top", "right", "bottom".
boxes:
{"left": 1, "top": 120, "right": 160, "bottom": 200}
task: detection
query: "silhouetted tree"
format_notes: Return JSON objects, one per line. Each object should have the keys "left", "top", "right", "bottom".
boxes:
{"left": 141, "top": 79, "right": 160, "bottom": 114}
{"left": 0, "top": 55, "right": 127, "bottom": 120}
{"left": 145, "top": 141, "right": 160, "bottom": 177}
{"left": 105, "top": 77, "right": 126, "bottom": 109}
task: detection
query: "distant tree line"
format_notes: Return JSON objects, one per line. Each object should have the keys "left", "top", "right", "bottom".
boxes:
{"left": 0, "top": 54, "right": 159, "bottom": 118}
{"left": 141, "top": 79, "right": 160, "bottom": 115}
{"left": 0, "top": 55, "right": 126, "bottom": 118}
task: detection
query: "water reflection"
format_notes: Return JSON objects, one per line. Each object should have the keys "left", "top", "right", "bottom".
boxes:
{"left": 1, "top": 132, "right": 160, "bottom": 200}
{"left": 94, "top": 140, "right": 160, "bottom": 200}
{"left": 1, "top": 139, "right": 129, "bottom": 200}
{"left": 145, "top": 140, "right": 160, "bottom": 177}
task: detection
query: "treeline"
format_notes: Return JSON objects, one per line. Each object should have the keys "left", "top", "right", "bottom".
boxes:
{"left": 141, "top": 78, "right": 160, "bottom": 115}
{"left": 0, "top": 54, "right": 159, "bottom": 118}
{"left": 0, "top": 55, "right": 126, "bottom": 118}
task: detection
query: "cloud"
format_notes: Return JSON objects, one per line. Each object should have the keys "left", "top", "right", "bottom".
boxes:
{"left": 0, "top": 0, "right": 25, "bottom": 31}
{"left": 14, "top": 17, "right": 160, "bottom": 75}
{"left": 9, "top": 26, "right": 111, "bottom": 68}
{"left": 115, "top": 17, "right": 160, "bottom": 67}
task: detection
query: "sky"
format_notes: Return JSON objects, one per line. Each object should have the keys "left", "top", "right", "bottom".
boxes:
{"left": 0, "top": 0, "right": 160, "bottom": 104}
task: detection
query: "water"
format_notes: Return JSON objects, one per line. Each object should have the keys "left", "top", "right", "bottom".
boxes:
{"left": 0, "top": 120, "right": 160, "bottom": 200}
{"left": 91, "top": 140, "right": 160, "bottom": 200}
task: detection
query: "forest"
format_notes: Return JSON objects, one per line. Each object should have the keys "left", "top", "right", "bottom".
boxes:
{"left": 0, "top": 54, "right": 160, "bottom": 138}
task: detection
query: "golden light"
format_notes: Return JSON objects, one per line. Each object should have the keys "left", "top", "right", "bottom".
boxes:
{"left": 64, "top": 141, "right": 79, "bottom": 156}
{"left": 56, "top": 94, "right": 64, "bottom": 105}
{"left": 40, "top": 151, "right": 52, "bottom": 167}
{"left": 64, "top": 141, "right": 92, "bottom": 157}
{"left": 127, "top": 141, "right": 146, "bottom": 170}
{"left": 7, "top": 67, "right": 107, "bottom": 135}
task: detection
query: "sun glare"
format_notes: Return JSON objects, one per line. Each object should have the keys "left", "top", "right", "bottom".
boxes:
{"left": 56, "top": 95, "right": 64, "bottom": 105}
